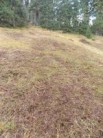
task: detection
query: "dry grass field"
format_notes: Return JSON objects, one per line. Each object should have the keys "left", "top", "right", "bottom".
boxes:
{"left": 0, "top": 27, "right": 103, "bottom": 138}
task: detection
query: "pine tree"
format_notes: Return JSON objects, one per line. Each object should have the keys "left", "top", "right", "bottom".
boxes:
{"left": 0, "top": 0, "right": 27, "bottom": 27}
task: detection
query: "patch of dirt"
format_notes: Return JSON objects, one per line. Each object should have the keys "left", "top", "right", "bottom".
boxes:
{"left": 0, "top": 49, "right": 7, "bottom": 58}
{"left": 32, "top": 38, "right": 67, "bottom": 51}
{"left": 5, "top": 32, "right": 24, "bottom": 40}
{"left": 80, "top": 39, "right": 91, "bottom": 45}
{"left": 91, "top": 43, "right": 103, "bottom": 51}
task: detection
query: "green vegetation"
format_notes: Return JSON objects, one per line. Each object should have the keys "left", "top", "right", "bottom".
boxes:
{"left": 0, "top": 0, "right": 103, "bottom": 37}
{"left": 0, "top": 0, "right": 27, "bottom": 27}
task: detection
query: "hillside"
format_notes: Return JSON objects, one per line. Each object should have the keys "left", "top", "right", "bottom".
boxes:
{"left": 0, "top": 27, "right": 103, "bottom": 138}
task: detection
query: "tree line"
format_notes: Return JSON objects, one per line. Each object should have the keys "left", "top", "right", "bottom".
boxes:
{"left": 0, "top": 0, "right": 103, "bottom": 37}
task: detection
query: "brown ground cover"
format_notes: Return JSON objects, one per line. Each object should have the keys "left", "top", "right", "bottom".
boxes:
{"left": 0, "top": 27, "right": 103, "bottom": 138}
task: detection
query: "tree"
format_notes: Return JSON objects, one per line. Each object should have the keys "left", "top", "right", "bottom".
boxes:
{"left": 0, "top": 0, "right": 27, "bottom": 27}
{"left": 0, "top": 0, "right": 103, "bottom": 37}
{"left": 91, "top": 0, "right": 103, "bottom": 35}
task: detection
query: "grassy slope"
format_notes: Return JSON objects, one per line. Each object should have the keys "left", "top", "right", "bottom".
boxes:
{"left": 0, "top": 27, "right": 103, "bottom": 138}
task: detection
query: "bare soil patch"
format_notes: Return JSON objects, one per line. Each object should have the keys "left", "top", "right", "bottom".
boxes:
{"left": 80, "top": 39, "right": 91, "bottom": 45}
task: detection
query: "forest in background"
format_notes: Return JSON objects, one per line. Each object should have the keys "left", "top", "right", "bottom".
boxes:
{"left": 0, "top": 0, "right": 103, "bottom": 38}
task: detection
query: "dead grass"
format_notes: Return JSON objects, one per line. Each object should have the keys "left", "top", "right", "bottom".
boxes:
{"left": 0, "top": 27, "right": 103, "bottom": 138}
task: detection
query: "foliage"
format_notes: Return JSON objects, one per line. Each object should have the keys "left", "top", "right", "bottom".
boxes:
{"left": 0, "top": 0, "right": 27, "bottom": 27}
{"left": 0, "top": 0, "right": 103, "bottom": 37}
{"left": 91, "top": 13, "right": 103, "bottom": 35}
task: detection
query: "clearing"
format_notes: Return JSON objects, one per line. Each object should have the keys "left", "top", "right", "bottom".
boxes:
{"left": 0, "top": 27, "right": 103, "bottom": 138}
